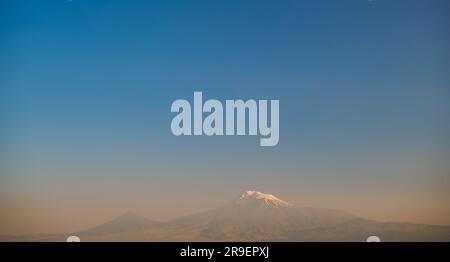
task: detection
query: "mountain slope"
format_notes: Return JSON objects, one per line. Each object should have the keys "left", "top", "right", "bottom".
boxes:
{"left": 281, "top": 220, "right": 450, "bottom": 242}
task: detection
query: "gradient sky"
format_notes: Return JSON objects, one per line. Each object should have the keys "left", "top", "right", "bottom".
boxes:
{"left": 1, "top": 0, "right": 449, "bottom": 234}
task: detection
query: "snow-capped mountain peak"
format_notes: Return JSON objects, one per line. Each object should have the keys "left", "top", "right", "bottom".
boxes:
{"left": 236, "top": 190, "right": 291, "bottom": 208}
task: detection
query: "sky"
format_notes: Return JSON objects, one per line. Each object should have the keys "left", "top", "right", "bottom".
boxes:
{"left": 0, "top": 0, "right": 449, "bottom": 234}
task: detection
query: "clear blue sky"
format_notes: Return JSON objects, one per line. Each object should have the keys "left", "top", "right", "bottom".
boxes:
{"left": 1, "top": 0, "right": 449, "bottom": 233}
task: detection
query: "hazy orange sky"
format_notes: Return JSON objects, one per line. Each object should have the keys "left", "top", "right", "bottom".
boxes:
{"left": 1, "top": 0, "right": 449, "bottom": 235}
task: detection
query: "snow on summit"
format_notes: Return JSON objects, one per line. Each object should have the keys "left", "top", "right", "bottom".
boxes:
{"left": 237, "top": 190, "right": 291, "bottom": 208}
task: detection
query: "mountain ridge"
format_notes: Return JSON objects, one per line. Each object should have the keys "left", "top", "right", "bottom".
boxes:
{"left": 2, "top": 190, "right": 450, "bottom": 242}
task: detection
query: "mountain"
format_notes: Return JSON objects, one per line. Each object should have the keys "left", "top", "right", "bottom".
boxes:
{"left": 75, "top": 211, "right": 161, "bottom": 236}
{"left": 164, "top": 190, "right": 360, "bottom": 241}
{"left": 2, "top": 190, "right": 450, "bottom": 241}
